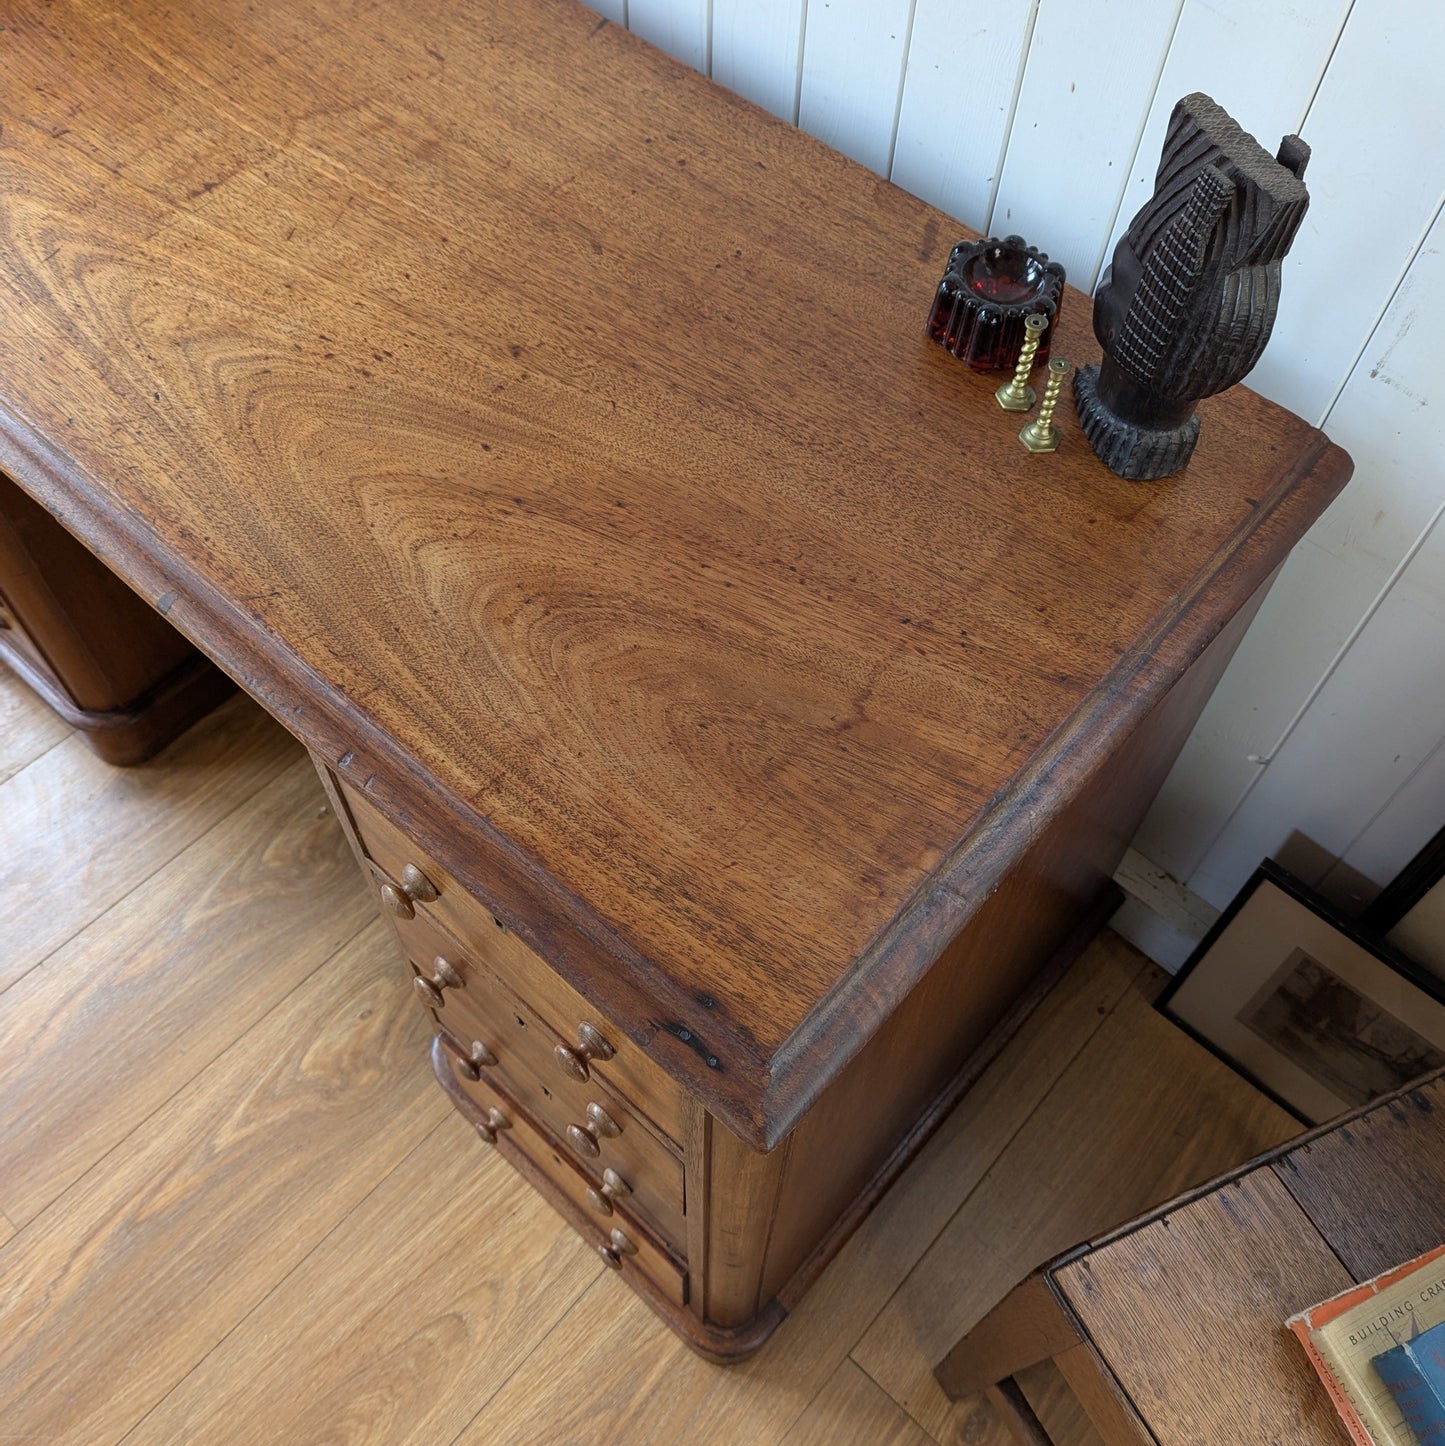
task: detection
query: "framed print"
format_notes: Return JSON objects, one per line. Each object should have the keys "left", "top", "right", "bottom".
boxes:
{"left": 1363, "top": 823, "right": 1445, "bottom": 984}
{"left": 1160, "top": 861, "right": 1445, "bottom": 1125}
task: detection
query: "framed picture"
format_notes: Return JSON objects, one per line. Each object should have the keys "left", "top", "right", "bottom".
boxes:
{"left": 1363, "top": 824, "right": 1445, "bottom": 984}
{"left": 1160, "top": 861, "right": 1445, "bottom": 1125}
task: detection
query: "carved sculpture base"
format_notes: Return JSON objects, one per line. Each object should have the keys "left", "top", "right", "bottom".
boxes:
{"left": 1073, "top": 365, "right": 1200, "bottom": 481}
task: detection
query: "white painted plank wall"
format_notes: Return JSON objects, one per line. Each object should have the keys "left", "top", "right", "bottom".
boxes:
{"left": 1143, "top": 198, "right": 1445, "bottom": 909}
{"left": 890, "top": 0, "right": 1035, "bottom": 235}
{"left": 586, "top": 0, "right": 1445, "bottom": 962}
{"left": 628, "top": 0, "right": 709, "bottom": 74}
{"left": 989, "top": 0, "right": 1185, "bottom": 287}
{"left": 795, "top": 0, "right": 914, "bottom": 176}
{"left": 712, "top": 0, "right": 806, "bottom": 123}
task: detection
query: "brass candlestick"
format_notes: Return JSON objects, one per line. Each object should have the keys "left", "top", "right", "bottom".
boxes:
{"left": 1020, "top": 359, "right": 1070, "bottom": 453}
{"left": 995, "top": 313, "right": 1050, "bottom": 411}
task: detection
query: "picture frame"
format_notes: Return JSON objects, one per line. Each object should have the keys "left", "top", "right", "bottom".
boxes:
{"left": 1159, "top": 861, "right": 1445, "bottom": 1125}
{"left": 1362, "top": 823, "right": 1445, "bottom": 984}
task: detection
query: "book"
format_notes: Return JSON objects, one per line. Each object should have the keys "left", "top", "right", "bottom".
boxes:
{"left": 1375, "top": 1319, "right": 1445, "bottom": 1445}
{"left": 1288, "top": 1243, "right": 1445, "bottom": 1446}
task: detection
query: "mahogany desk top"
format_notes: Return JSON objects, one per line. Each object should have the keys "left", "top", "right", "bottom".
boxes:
{"left": 0, "top": 0, "right": 1350, "bottom": 1147}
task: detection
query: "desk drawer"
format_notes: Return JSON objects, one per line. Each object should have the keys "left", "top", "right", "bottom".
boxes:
{"left": 389, "top": 902, "right": 686, "bottom": 1251}
{"left": 337, "top": 778, "right": 687, "bottom": 1144}
{"left": 432, "top": 1036, "right": 687, "bottom": 1311}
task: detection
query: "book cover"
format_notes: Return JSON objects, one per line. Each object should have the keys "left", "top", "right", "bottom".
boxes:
{"left": 1287, "top": 1244, "right": 1445, "bottom": 1446}
{"left": 1375, "top": 1319, "right": 1445, "bottom": 1446}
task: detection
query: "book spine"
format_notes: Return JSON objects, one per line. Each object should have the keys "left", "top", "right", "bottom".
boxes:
{"left": 1290, "top": 1320, "right": 1378, "bottom": 1446}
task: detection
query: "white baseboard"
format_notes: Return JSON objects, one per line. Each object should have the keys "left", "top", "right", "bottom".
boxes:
{"left": 1110, "top": 847, "right": 1221, "bottom": 973}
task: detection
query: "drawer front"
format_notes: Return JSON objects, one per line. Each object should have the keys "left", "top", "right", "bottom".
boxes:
{"left": 390, "top": 901, "right": 686, "bottom": 1252}
{"left": 338, "top": 778, "right": 687, "bottom": 1143}
{"left": 432, "top": 1036, "right": 687, "bottom": 1310}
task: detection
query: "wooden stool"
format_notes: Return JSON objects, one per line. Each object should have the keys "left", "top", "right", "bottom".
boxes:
{"left": 935, "top": 1068, "right": 1445, "bottom": 1444}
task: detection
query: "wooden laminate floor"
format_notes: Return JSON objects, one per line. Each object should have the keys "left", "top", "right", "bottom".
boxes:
{"left": 0, "top": 674, "right": 1301, "bottom": 1445}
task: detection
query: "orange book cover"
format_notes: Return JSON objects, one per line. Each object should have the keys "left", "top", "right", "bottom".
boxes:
{"left": 1287, "top": 1242, "right": 1445, "bottom": 1446}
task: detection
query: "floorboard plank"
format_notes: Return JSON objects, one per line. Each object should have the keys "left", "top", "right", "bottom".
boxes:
{"left": 0, "top": 693, "right": 298, "bottom": 993}
{"left": 0, "top": 686, "right": 1300, "bottom": 1446}
{"left": 0, "top": 921, "right": 448, "bottom": 1444}
{"left": 782, "top": 1359, "right": 938, "bottom": 1445}
{"left": 126, "top": 1110, "right": 601, "bottom": 1445}
{"left": 447, "top": 935, "right": 1142, "bottom": 1446}
{"left": 0, "top": 663, "right": 71, "bottom": 786}
{"left": 1015, "top": 1360, "right": 1108, "bottom": 1446}
{"left": 0, "top": 754, "right": 376, "bottom": 1226}
{"left": 851, "top": 971, "right": 1299, "bottom": 1441}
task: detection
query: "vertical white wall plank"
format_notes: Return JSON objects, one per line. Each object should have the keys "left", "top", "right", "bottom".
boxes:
{"left": 1094, "top": 0, "right": 1352, "bottom": 294}
{"left": 629, "top": 0, "right": 710, "bottom": 74}
{"left": 988, "top": 0, "right": 1183, "bottom": 288}
{"left": 1250, "top": 1, "right": 1445, "bottom": 424}
{"left": 1134, "top": 196, "right": 1445, "bottom": 890}
{"left": 712, "top": 0, "right": 806, "bottom": 122}
{"left": 585, "top": 0, "right": 628, "bottom": 25}
{"left": 797, "top": 0, "right": 914, "bottom": 175}
{"left": 889, "top": 0, "right": 1036, "bottom": 232}
{"left": 1325, "top": 736, "right": 1445, "bottom": 911}
{"left": 1185, "top": 508, "right": 1445, "bottom": 910}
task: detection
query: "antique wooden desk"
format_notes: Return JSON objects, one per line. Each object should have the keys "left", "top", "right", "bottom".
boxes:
{"left": 936, "top": 1068, "right": 1445, "bottom": 1444}
{"left": 0, "top": 0, "right": 1350, "bottom": 1358}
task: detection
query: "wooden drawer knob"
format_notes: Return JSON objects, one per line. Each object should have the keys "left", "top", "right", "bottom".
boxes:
{"left": 379, "top": 863, "right": 439, "bottom": 919}
{"left": 474, "top": 1106, "right": 511, "bottom": 1145}
{"left": 554, "top": 1021, "right": 616, "bottom": 1082}
{"left": 597, "top": 1227, "right": 638, "bottom": 1268}
{"left": 413, "top": 955, "right": 462, "bottom": 1009}
{"left": 585, "top": 1167, "right": 633, "bottom": 1217}
{"left": 444, "top": 1036, "right": 498, "bottom": 1080}
{"left": 566, "top": 1101, "right": 622, "bottom": 1158}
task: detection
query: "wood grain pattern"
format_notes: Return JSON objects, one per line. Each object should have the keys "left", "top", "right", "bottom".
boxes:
{"left": 934, "top": 1273, "right": 1082, "bottom": 1401}
{"left": 0, "top": 0, "right": 1350, "bottom": 1142}
{"left": 1272, "top": 1071, "right": 1445, "bottom": 1282}
{"left": 782, "top": 1358, "right": 938, "bottom": 1446}
{"left": 0, "top": 692, "right": 297, "bottom": 994}
{"left": 754, "top": 591, "right": 1266, "bottom": 1316}
{"left": 1055, "top": 1172, "right": 1355, "bottom": 1446}
{"left": 127, "top": 1111, "right": 601, "bottom": 1445}
{"left": 984, "top": 1378, "right": 1054, "bottom": 1446}
{"left": 432, "top": 1035, "right": 689, "bottom": 1310}
{"left": 0, "top": 921, "right": 447, "bottom": 1445}
{"left": 852, "top": 948, "right": 1297, "bottom": 1441}
{"left": 580, "top": 0, "right": 1443, "bottom": 996}
{"left": 0, "top": 661, "right": 70, "bottom": 785}
{"left": 1014, "top": 1359, "right": 1109, "bottom": 1446}
{"left": 340, "top": 773, "right": 689, "bottom": 1143}
{"left": 1050, "top": 1344, "right": 1155, "bottom": 1446}
{"left": 457, "top": 936, "right": 1142, "bottom": 1442}
{"left": 0, "top": 668, "right": 1314, "bottom": 1441}
{"left": 0, "top": 754, "right": 375, "bottom": 1225}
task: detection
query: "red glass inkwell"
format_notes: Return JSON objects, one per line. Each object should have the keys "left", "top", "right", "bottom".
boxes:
{"left": 926, "top": 234, "right": 1065, "bottom": 372}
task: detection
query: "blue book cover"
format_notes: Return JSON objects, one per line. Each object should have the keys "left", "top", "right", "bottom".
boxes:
{"left": 1375, "top": 1318, "right": 1445, "bottom": 1446}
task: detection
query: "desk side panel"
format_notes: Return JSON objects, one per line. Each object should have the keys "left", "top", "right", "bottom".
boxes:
{"left": 726, "top": 579, "right": 1271, "bottom": 1322}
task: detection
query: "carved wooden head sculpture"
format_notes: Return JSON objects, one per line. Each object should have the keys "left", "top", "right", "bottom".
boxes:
{"left": 1074, "top": 93, "right": 1310, "bottom": 480}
